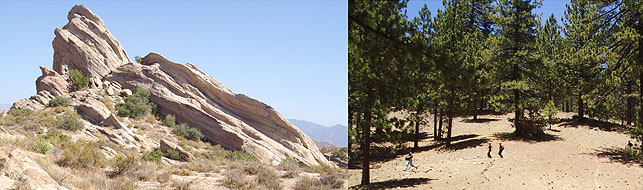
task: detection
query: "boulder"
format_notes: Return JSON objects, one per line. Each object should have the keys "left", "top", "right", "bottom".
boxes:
{"left": 0, "top": 145, "right": 67, "bottom": 189}
{"left": 105, "top": 53, "right": 331, "bottom": 166}
{"left": 120, "top": 89, "right": 132, "bottom": 97}
{"left": 160, "top": 139, "right": 195, "bottom": 162}
{"left": 76, "top": 98, "right": 110, "bottom": 124}
{"left": 35, "top": 66, "right": 69, "bottom": 96}
{"left": 52, "top": 4, "right": 130, "bottom": 79}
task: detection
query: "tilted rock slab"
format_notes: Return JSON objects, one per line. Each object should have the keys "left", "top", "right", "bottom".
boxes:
{"left": 0, "top": 145, "right": 68, "bottom": 190}
{"left": 52, "top": 4, "right": 130, "bottom": 79}
{"left": 105, "top": 53, "right": 331, "bottom": 166}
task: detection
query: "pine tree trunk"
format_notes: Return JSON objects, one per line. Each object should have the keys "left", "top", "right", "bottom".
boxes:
{"left": 447, "top": 88, "right": 454, "bottom": 146}
{"left": 473, "top": 92, "right": 479, "bottom": 120}
{"left": 438, "top": 108, "right": 443, "bottom": 140}
{"left": 627, "top": 81, "right": 633, "bottom": 125}
{"left": 360, "top": 109, "right": 371, "bottom": 185}
{"left": 433, "top": 104, "right": 438, "bottom": 141}
{"left": 414, "top": 103, "right": 423, "bottom": 149}
{"left": 578, "top": 90, "right": 584, "bottom": 122}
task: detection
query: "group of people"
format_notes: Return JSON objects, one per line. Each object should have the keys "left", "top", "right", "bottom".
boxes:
{"left": 403, "top": 142, "right": 506, "bottom": 171}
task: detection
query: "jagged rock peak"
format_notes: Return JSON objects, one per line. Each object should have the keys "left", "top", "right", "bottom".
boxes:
{"left": 53, "top": 4, "right": 130, "bottom": 79}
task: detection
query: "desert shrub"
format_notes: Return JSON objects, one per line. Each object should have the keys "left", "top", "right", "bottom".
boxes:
{"left": 293, "top": 177, "right": 320, "bottom": 190}
{"left": 142, "top": 149, "right": 163, "bottom": 163}
{"left": 222, "top": 169, "right": 256, "bottom": 190}
{"left": 32, "top": 138, "right": 52, "bottom": 154}
{"left": 69, "top": 69, "right": 89, "bottom": 91}
{"left": 23, "top": 124, "right": 40, "bottom": 132}
{"left": 47, "top": 96, "right": 71, "bottom": 107}
{"left": 41, "top": 131, "right": 71, "bottom": 146}
{"left": 110, "top": 176, "right": 135, "bottom": 190}
{"left": 225, "top": 151, "right": 259, "bottom": 162}
{"left": 256, "top": 166, "right": 282, "bottom": 190}
{"left": 172, "top": 179, "right": 196, "bottom": 190}
{"left": 36, "top": 158, "right": 71, "bottom": 186}
{"left": 164, "top": 148, "right": 181, "bottom": 160}
{"left": 131, "top": 162, "right": 157, "bottom": 181}
{"left": 57, "top": 112, "right": 84, "bottom": 131}
{"left": 117, "top": 87, "right": 158, "bottom": 118}
{"left": 110, "top": 154, "right": 140, "bottom": 177}
{"left": 304, "top": 164, "right": 342, "bottom": 174}
{"left": 135, "top": 55, "right": 143, "bottom": 63}
{"left": 184, "top": 159, "right": 219, "bottom": 173}
{"left": 163, "top": 114, "right": 176, "bottom": 127}
{"left": 171, "top": 168, "right": 194, "bottom": 176}
{"left": 172, "top": 123, "right": 204, "bottom": 141}
{"left": 101, "top": 96, "right": 115, "bottom": 113}
{"left": 277, "top": 156, "right": 300, "bottom": 171}
{"left": 320, "top": 171, "right": 344, "bottom": 189}
{"left": 57, "top": 140, "right": 106, "bottom": 169}
{"left": 8, "top": 108, "right": 33, "bottom": 117}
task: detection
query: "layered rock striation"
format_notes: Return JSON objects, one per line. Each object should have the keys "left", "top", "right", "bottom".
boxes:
{"left": 12, "top": 4, "right": 330, "bottom": 167}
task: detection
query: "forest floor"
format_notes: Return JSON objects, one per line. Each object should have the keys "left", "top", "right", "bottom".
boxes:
{"left": 348, "top": 112, "right": 643, "bottom": 189}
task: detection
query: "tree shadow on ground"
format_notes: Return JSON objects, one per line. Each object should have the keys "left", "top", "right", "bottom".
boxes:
{"left": 590, "top": 146, "right": 643, "bottom": 166}
{"left": 559, "top": 116, "right": 628, "bottom": 133}
{"left": 442, "top": 138, "right": 489, "bottom": 151}
{"left": 349, "top": 177, "right": 435, "bottom": 190}
{"left": 492, "top": 132, "right": 561, "bottom": 142}
{"left": 462, "top": 118, "right": 500, "bottom": 123}
{"left": 350, "top": 134, "right": 479, "bottom": 167}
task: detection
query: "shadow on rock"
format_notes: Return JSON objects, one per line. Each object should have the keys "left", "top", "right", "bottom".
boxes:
{"left": 349, "top": 177, "right": 435, "bottom": 190}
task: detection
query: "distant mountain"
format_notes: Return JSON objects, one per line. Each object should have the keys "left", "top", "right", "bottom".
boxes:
{"left": 289, "top": 119, "right": 347, "bottom": 147}
{"left": 0, "top": 103, "right": 10, "bottom": 110}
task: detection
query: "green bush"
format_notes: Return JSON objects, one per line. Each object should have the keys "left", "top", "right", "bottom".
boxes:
{"left": 69, "top": 69, "right": 89, "bottom": 91}
{"left": 225, "top": 151, "right": 259, "bottom": 162}
{"left": 57, "top": 140, "right": 106, "bottom": 169}
{"left": 8, "top": 108, "right": 33, "bottom": 117}
{"left": 172, "top": 123, "right": 204, "bottom": 141}
{"left": 47, "top": 96, "right": 71, "bottom": 107}
{"left": 142, "top": 149, "right": 163, "bottom": 163}
{"left": 111, "top": 154, "right": 140, "bottom": 177}
{"left": 32, "top": 138, "right": 53, "bottom": 154}
{"left": 57, "top": 113, "right": 84, "bottom": 131}
{"left": 277, "top": 156, "right": 300, "bottom": 171}
{"left": 164, "top": 114, "right": 176, "bottom": 127}
{"left": 164, "top": 149, "right": 181, "bottom": 160}
{"left": 117, "top": 87, "right": 158, "bottom": 118}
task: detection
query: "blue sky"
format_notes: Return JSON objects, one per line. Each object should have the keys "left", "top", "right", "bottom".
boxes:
{"left": 406, "top": 0, "right": 569, "bottom": 26}
{"left": 0, "top": 1, "right": 348, "bottom": 126}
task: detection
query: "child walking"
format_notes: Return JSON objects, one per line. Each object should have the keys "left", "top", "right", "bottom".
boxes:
{"left": 499, "top": 143, "right": 504, "bottom": 158}
{"left": 404, "top": 152, "right": 419, "bottom": 171}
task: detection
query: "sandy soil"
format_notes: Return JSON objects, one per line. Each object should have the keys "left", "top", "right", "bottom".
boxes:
{"left": 349, "top": 113, "right": 643, "bottom": 189}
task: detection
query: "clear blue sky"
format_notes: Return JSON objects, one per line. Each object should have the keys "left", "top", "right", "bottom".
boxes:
{"left": 406, "top": 0, "right": 569, "bottom": 26}
{"left": 0, "top": 1, "right": 348, "bottom": 126}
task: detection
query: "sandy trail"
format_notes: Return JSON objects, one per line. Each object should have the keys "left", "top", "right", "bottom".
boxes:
{"left": 349, "top": 113, "right": 643, "bottom": 189}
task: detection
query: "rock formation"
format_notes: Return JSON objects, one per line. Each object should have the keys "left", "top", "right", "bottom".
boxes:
{"left": 52, "top": 5, "right": 130, "bottom": 79}
{"left": 0, "top": 145, "right": 67, "bottom": 189}
{"left": 11, "top": 4, "right": 331, "bottom": 167}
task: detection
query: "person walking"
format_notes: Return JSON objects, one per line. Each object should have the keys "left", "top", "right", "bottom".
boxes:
{"left": 499, "top": 143, "right": 505, "bottom": 158}
{"left": 404, "top": 152, "right": 418, "bottom": 171}
{"left": 487, "top": 143, "right": 492, "bottom": 158}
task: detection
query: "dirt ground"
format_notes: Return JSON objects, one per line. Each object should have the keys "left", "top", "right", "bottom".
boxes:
{"left": 349, "top": 112, "right": 643, "bottom": 189}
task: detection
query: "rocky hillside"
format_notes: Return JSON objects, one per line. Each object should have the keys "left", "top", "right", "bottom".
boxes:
{"left": 12, "top": 4, "right": 328, "bottom": 167}
{"left": 0, "top": 4, "right": 344, "bottom": 190}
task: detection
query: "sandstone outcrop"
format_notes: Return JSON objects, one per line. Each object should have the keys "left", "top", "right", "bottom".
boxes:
{"left": 11, "top": 4, "right": 331, "bottom": 167}
{"left": 105, "top": 53, "right": 330, "bottom": 166}
{"left": 35, "top": 66, "right": 69, "bottom": 97}
{"left": 160, "top": 139, "right": 195, "bottom": 162}
{"left": 0, "top": 145, "right": 67, "bottom": 189}
{"left": 52, "top": 4, "right": 130, "bottom": 79}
